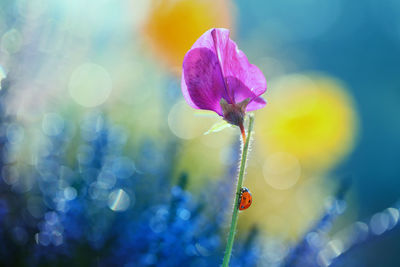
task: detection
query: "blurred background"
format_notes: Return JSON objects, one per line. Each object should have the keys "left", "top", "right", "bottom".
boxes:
{"left": 0, "top": 0, "right": 399, "bottom": 266}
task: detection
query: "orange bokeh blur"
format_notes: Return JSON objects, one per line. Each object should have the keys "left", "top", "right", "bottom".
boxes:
{"left": 142, "top": 0, "right": 233, "bottom": 71}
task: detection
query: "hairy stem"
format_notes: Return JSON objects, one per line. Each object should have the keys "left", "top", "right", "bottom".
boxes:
{"left": 239, "top": 122, "right": 246, "bottom": 144}
{"left": 222, "top": 114, "right": 254, "bottom": 267}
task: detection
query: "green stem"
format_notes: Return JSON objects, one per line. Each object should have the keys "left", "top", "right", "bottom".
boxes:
{"left": 222, "top": 114, "right": 254, "bottom": 267}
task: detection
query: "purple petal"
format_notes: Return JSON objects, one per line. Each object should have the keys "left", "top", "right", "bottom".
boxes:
{"left": 246, "top": 96, "right": 266, "bottom": 111}
{"left": 181, "top": 28, "right": 267, "bottom": 115}
{"left": 211, "top": 28, "right": 267, "bottom": 105}
{"left": 181, "top": 48, "right": 225, "bottom": 115}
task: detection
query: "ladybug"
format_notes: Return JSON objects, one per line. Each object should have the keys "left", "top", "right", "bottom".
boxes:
{"left": 238, "top": 187, "right": 252, "bottom": 210}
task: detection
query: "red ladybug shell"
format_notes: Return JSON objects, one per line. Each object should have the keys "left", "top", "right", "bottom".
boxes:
{"left": 239, "top": 187, "right": 252, "bottom": 210}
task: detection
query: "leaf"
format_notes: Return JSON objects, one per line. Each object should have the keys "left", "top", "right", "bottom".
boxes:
{"left": 204, "top": 121, "right": 232, "bottom": 135}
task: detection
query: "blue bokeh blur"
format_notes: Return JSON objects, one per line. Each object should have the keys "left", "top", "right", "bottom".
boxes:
{"left": 0, "top": 0, "right": 399, "bottom": 266}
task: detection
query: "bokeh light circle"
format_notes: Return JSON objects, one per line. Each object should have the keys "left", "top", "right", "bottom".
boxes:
{"left": 6, "top": 123, "right": 24, "bottom": 144}
{"left": 1, "top": 28, "right": 23, "bottom": 54}
{"left": 108, "top": 189, "right": 132, "bottom": 212}
{"left": 64, "top": 187, "right": 77, "bottom": 201}
{"left": 0, "top": 65, "right": 6, "bottom": 90}
{"left": 168, "top": 100, "right": 216, "bottom": 140}
{"left": 263, "top": 152, "right": 301, "bottom": 190}
{"left": 42, "top": 113, "right": 65, "bottom": 136}
{"left": 68, "top": 63, "right": 112, "bottom": 107}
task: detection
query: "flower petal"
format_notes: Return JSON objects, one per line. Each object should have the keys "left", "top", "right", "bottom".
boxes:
{"left": 181, "top": 28, "right": 267, "bottom": 115}
{"left": 246, "top": 96, "right": 266, "bottom": 111}
{"left": 181, "top": 47, "right": 225, "bottom": 115}
{"left": 211, "top": 28, "right": 267, "bottom": 103}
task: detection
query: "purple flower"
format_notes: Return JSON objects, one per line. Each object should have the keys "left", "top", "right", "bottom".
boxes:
{"left": 181, "top": 28, "right": 267, "bottom": 127}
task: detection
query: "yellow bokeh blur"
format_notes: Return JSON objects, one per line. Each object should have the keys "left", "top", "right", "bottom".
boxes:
{"left": 256, "top": 73, "right": 359, "bottom": 174}
{"left": 167, "top": 73, "right": 359, "bottom": 239}
{"left": 239, "top": 161, "right": 335, "bottom": 241}
{"left": 235, "top": 73, "right": 359, "bottom": 240}
{"left": 141, "top": 0, "right": 233, "bottom": 70}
